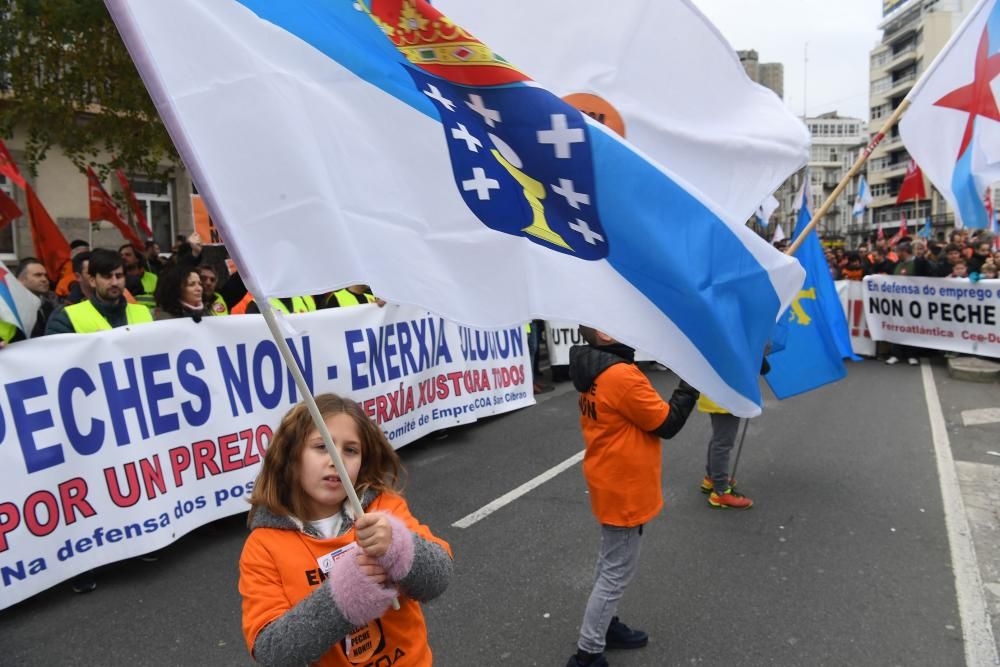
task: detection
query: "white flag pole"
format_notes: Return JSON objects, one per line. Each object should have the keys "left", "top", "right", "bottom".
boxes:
{"left": 258, "top": 302, "right": 400, "bottom": 610}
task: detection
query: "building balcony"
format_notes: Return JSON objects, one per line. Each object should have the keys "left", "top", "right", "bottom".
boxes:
{"left": 887, "top": 73, "right": 916, "bottom": 97}
{"left": 883, "top": 17, "right": 919, "bottom": 47}
{"left": 875, "top": 162, "right": 908, "bottom": 179}
{"left": 888, "top": 43, "right": 918, "bottom": 71}
{"left": 882, "top": 132, "right": 903, "bottom": 148}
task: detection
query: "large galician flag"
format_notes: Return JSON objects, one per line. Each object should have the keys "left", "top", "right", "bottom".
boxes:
{"left": 900, "top": 0, "right": 1000, "bottom": 229}
{"left": 105, "top": 0, "right": 808, "bottom": 416}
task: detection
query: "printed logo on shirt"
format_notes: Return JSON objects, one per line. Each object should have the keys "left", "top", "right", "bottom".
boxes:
{"left": 343, "top": 619, "right": 385, "bottom": 664}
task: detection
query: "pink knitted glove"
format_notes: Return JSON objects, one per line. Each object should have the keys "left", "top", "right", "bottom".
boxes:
{"left": 375, "top": 513, "right": 415, "bottom": 582}
{"left": 326, "top": 548, "right": 397, "bottom": 626}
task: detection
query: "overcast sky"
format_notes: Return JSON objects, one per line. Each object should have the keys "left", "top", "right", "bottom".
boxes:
{"left": 695, "top": 0, "right": 885, "bottom": 121}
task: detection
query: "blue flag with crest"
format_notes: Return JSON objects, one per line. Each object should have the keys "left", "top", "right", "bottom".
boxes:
{"left": 766, "top": 185, "right": 856, "bottom": 399}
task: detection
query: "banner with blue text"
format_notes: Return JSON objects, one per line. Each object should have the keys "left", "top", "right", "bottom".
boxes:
{"left": 0, "top": 305, "right": 531, "bottom": 608}
{"left": 864, "top": 275, "right": 1000, "bottom": 357}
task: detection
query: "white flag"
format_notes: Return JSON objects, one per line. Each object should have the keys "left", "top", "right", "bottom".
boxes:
{"left": 437, "top": 0, "right": 810, "bottom": 220}
{"left": 756, "top": 194, "right": 780, "bottom": 228}
{"left": 899, "top": 0, "right": 1000, "bottom": 228}
{"left": 772, "top": 224, "right": 787, "bottom": 244}
{"left": 853, "top": 175, "right": 872, "bottom": 218}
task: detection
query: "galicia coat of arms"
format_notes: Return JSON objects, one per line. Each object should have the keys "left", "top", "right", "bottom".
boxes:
{"left": 360, "top": 0, "right": 609, "bottom": 260}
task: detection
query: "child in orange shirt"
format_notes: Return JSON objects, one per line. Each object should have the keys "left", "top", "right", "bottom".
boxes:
{"left": 566, "top": 327, "right": 700, "bottom": 667}
{"left": 239, "top": 393, "right": 452, "bottom": 666}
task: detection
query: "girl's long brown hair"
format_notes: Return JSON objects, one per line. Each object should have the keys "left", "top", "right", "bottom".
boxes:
{"left": 247, "top": 393, "right": 404, "bottom": 523}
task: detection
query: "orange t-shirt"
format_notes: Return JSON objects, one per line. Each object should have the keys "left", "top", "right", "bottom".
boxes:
{"left": 579, "top": 362, "right": 670, "bottom": 527}
{"left": 239, "top": 492, "right": 451, "bottom": 666}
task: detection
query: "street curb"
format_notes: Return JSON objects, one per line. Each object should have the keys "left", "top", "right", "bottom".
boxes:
{"left": 948, "top": 357, "right": 1000, "bottom": 383}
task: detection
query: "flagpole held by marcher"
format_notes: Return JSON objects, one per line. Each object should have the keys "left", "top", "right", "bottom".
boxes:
{"left": 728, "top": 417, "right": 750, "bottom": 484}
{"left": 257, "top": 302, "right": 400, "bottom": 610}
{"left": 786, "top": 99, "right": 911, "bottom": 256}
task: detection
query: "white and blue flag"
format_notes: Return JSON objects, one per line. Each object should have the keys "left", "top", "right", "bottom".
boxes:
{"left": 106, "top": 0, "right": 808, "bottom": 415}
{"left": 853, "top": 175, "right": 872, "bottom": 219}
{"left": 0, "top": 259, "right": 39, "bottom": 338}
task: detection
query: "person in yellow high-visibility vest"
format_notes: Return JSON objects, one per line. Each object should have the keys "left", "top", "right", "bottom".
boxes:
{"left": 120, "top": 243, "right": 158, "bottom": 313}
{"left": 45, "top": 248, "right": 153, "bottom": 335}
{"left": 43, "top": 248, "right": 154, "bottom": 593}
{"left": 321, "top": 284, "right": 382, "bottom": 308}
{"left": 198, "top": 264, "right": 229, "bottom": 315}
{"left": 246, "top": 295, "right": 318, "bottom": 315}
{"left": 697, "top": 355, "right": 770, "bottom": 510}
{"left": 0, "top": 318, "right": 25, "bottom": 348}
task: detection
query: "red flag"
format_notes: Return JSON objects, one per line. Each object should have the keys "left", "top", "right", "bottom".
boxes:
{"left": 877, "top": 225, "right": 885, "bottom": 241}
{"left": 25, "top": 186, "right": 72, "bottom": 281}
{"left": 0, "top": 188, "right": 22, "bottom": 228}
{"left": 887, "top": 212, "right": 909, "bottom": 247}
{"left": 0, "top": 139, "right": 27, "bottom": 190}
{"left": 116, "top": 170, "right": 154, "bottom": 238}
{"left": 895, "top": 160, "right": 927, "bottom": 204}
{"left": 87, "top": 167, "right": 146, "bottom": 250}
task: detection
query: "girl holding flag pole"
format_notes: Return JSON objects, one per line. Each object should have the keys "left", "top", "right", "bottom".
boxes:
{"left": 239, "top": 393, "right": 453, "bottom": 666}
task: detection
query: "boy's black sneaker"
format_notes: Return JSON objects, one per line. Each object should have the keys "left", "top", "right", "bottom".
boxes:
{"left": 565, "top": 650, "right": 609, "bottom": 667}
{"left": 605, "top": 616, "right": 648, "bottom": 649}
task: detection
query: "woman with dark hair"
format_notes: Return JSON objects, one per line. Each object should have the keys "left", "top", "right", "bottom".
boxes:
{"left": 154, "top": 266, "right": 209, "bottom": 321}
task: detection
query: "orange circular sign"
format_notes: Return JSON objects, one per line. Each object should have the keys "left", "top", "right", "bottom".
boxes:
{"left": 562, "top": 93, "right": 626, "bottom": 138}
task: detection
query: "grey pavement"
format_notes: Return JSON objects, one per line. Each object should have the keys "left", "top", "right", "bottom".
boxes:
{"left": 0, "top": 358, "right": 996, "bottom": 666}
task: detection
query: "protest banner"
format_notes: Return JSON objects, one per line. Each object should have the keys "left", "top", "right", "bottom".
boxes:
{"left": 835, "top": 280, "right": 877, "bottom": 357}
{"left": 863, "top": 275, "right": 1000, "bottom": 357}
{"left": 0, "top": 305, "right": 531, "bottom": 609}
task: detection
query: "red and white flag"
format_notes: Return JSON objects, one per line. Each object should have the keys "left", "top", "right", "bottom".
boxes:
{"left": 887, "top": 212, "right": 910, "bottom": 247}
{"left": 895, "top": 160, "right": 927, "bottom": 204}
{"left": 116, "top": 170, "right": 154, "bottom": 239}
{"left": 0, "top": 140, "right": 26, "bottom": 190}
{"left": 87, "top": 167, "right": 146, "bottom": 250}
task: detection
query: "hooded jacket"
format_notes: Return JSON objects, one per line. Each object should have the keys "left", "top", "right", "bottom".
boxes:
{"left": 569, "top": 344, "right": 698, "bottom": 526}
{"left": 239, "top": 489, "right": 452, "bottom": 667}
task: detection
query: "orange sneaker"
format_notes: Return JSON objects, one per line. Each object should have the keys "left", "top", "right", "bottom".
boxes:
{"left": 708, "top": 488, "right": 753, "bottom": 509}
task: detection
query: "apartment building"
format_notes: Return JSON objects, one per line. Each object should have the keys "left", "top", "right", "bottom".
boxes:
{"left": 867, "top": 0, "right": 976, "bottom": 241}
{"left": 778, "top": 113, "right": 868, "bottom": 247}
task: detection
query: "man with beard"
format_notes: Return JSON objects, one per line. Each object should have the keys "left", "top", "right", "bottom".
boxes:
{"left": 120, "top": 242, "right": 158, "bottom": 311}
{"left": 198, "top": 264, "right": 229, "bottom": 315}
{"left": 46, "top": 248, "right": 153, "bottom": 335}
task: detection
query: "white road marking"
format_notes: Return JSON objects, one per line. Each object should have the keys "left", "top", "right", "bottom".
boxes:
{"left": 920, "top": 360, "right": 1000, "bottom": 667}
{"left": 452, "top": 450, "right": 584, "bottom": 529}
{"left": 961, "top": 407, "right": 1000, "bottom": 427}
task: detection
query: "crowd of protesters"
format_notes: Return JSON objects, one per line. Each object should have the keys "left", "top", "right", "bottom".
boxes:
{"left": 821, "top": 229, "right": 1000, "bottom": 282}
{"left": 811, "top": 227, "right": 999, "bottom": 368}
{"left": 0, "top": 233, "right": 386, "bottom": 349}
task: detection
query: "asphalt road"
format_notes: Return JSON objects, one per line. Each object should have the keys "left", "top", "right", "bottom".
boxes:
{"left": 0, "top": 358, "right": 993, "bottom": 666}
